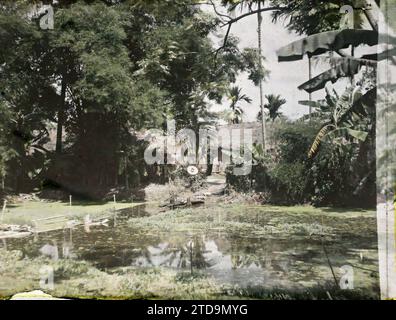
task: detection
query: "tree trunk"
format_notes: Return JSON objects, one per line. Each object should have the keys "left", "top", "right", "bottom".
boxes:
{"left": 56, "top": 78, "right": 66, "bottom": 154}
{"left": 257, "top": 2, "right": 266, "bottom": 150}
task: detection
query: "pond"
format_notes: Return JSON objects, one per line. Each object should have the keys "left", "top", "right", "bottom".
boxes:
{"left": 1, "top": 204, "right": 380, "bottom": 296}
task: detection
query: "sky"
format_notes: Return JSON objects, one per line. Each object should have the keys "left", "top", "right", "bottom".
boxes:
{"left": 203, "top": 3, "right": 375, "bottom": 122}
{"left": 204, "top": 5, "right": 315, "bottom": 121}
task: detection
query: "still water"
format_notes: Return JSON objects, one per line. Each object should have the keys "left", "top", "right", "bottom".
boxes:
{"left": 3, "top": 205, "right": 379, "bottom": 291}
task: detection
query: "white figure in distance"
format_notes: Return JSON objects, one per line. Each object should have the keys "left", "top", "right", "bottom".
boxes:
{"left": 187, "top": 165, "right": 199, "bottom": 176}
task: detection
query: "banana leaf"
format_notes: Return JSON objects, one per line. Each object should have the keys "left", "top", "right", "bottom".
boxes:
{"left": 339, "top": 87, "right": 377, "bottom": 124}
{"left": 277, "top": 29, "right": 380, "bottom": 62}
{"left": 298, "top": 58, "right": 362, "bottom": 93}
{"left": 298, "top": 99, "right": 329, "bottom": 109}
{"left": 360, "top": 47, "right": 396, "bottom": 61}
{"left": 298, "top": 100, "right": 320, "bottom": 108}
{"left": 311, "top": 55, "right": 377, "bottom": 67}
{"left": 345, "top": 128, "right": 369, "bottom": 141}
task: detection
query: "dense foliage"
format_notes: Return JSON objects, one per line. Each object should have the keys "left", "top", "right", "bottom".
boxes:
{"left": 0, "top": 0, "right": 378, "bottom": 208}
{"left": 0, "top": 0, "right": 262, "bottom": 198}
{"left": 227, "top": 84, "right": 376, "bottom": 208}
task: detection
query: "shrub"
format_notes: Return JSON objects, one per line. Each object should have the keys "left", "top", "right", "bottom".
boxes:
{"left": 226, "top": 119, "right": 375, "bottom": 207}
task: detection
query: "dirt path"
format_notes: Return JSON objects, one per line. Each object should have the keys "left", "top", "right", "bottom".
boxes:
{"left": 202, "top": 174, "right": 226, "bottom": 196}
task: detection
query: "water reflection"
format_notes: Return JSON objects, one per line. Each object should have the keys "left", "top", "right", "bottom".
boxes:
{"left": 62, "top": 227, "right": 75, "bottom": 259}
{"left": 4, "top": 205, "right": 378, "bottom": 290}
{"left": 1, "top": 238, "right": 6, "bottom": 250}
{"left": 132, "top": 235, "right": 211, "bottom": 271}
{"left": 39, "top": 242, "right": 59, "bottom": 260}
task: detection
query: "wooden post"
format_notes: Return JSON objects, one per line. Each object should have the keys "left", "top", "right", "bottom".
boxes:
{"left": 113, "top": 194, "right": 116, "bottom": 221}
{"left": 1, "top": 199, "right": 7, "bottom": 223}
{"left": 113, "top": 194, "right": 117, "bottom": 227}
{"left": 189, "top": 240, "right": 193, "bottom": 275}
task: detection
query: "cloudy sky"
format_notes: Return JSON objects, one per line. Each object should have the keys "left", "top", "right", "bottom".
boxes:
{"left": 204, "top": 5, "right": 314, "bottom": 121}
{"left": 203, "top": 4, "right": 375, "bottom": 122}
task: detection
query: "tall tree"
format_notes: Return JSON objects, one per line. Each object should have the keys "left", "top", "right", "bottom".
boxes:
{"left": 0, "top": 0, "right": 262, "bottom": 197}
{"left": 219, "top": 0, "right": 269, "bottom": 146}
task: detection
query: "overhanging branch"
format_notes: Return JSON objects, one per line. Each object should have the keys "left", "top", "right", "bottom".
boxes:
{"left": 220, "top": 6, "right": 286, "bottom": 27}
{"left": 214, "top": 5, "right": 288, "bottom": 58}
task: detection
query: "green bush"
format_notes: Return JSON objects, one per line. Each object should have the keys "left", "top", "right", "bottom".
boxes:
{"left": 225, "top": 166, "right": 252, "bottom": 192}
{"left": 267, "top": 162, "right": 309, "bottom": 204}
{"left": 226, "top": 119, "right": 376, "bottom": 207}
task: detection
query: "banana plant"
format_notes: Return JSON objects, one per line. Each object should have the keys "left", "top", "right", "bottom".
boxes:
{"left": 308, "top": 86, "right": 376, "bottom": 158}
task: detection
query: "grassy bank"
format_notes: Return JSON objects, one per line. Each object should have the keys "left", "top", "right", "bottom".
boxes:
{"left": 0, "top": 249, "right": 378, "bottom": 300}
{"left": 128, "top": 204, "right": 377, "bottom": 240}
{"left": 1, "top": 200, "right": 141, "bottom": 227}
{"left": 0, "top": 249, "right": 222, "bottom": 299}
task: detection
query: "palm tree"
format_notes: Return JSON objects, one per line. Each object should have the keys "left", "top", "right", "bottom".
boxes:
{"left": 257, "top": 94, "right": 286, "bottom": 122}
{"left": 227, "top": 86, "right": 252, "bottom": 124}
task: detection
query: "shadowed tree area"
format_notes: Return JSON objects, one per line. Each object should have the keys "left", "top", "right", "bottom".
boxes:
{"left": 0, "top": 1, "right": 380, "bottom": 207}
{"left": 0, "top": 0, "right": 390, "bottom": 301}
{"left": 0, "top": 0, "right": 263, "bottom": 199}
